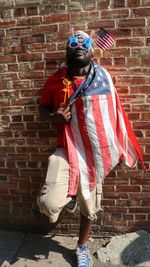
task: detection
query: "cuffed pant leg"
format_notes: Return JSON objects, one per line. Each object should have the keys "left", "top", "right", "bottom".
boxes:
{"left": 78, "top": 182, "right": 103, "bottom": 221}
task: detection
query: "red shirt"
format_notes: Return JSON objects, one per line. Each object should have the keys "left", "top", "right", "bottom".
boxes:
{"left": 40, "top": 66, "right": 84, "bottom": 147}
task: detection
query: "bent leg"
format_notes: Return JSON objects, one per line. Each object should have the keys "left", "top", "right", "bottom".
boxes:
{"left": 37, "top": 148, "right": 72, "bottom": 223}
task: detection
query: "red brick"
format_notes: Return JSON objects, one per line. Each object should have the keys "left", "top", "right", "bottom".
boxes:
{"left": 117, "top": 76, "right": 146, "bottom": 85}
{"left": 116, "top": 185, "right": 141, "bottom": 192}
{"left": 26, "top": 7, "right": 38, "bottom": 16}
{"left": 8, "top": 63, "right": 19, "bottom": 71}
{"left": 11, "top": 46, "right": 27, "bottom": 54}
{"left": 113, "top": 57, "right": 125, "bottom": 66}
{"left": 133, "top": 28, "right": 150, "bottom": 36}
{"left": 116, "top": 38, "right": 144, "bottom": 47}
{"left": 8, "top": 27, "right": 32, "bottom": 36}
{"left": 32, "top": 62, "right": 44, "bottom": 70}
{"left": 103, "top": 185, "right": 115, "bottom": 192}
{"left": 132, "top": 8, "right": 150, "bottom": 17}
{"left": 97, "top": 0, "right": 109, "bottom": 9}
{"left": 142, "top": 186, "right": 150, "bottom": 192}
{"left": 146, "top": 38, "right": 150, "bottom": 46}
{"left": 101, "top": 199, "right": 115, "bottom": 206}
{"left": 17, "top": 16, "right": 42, "bottom": 26}
{"left": 132, "top": 104, "right": 150, "bottom": 112}
{"left": 118, "top": 19, "right": 145, "bottom": 28}
{"left": 14, "top": 8, "right": 25, "bottom": 17}
{"left": 0, "top": 30, "right": 5, "bottom": 37}
{"left": 127, "top": 58, "right": 140, "bottom": 66}
{"left": 0, "top": 168, "right": 19, "bottom": 175}
{"left": 88, "top": 20, "right": 115, "bottom": 30}
{"left": 101, "top": 9, "right": 129, "bottom": 18}
{"left": 104, "top": 206, "right": 128, "bottom": 213}
{"left": 0, "top": 131, "right": 13, "bottom": 138}
{"left": 128, "top": 0, "right": 140, "bottom": 6}
{"left": 43, "top": 13, "right": 69, "bottom": 23}
{"left": 100, "top": 58, "right": 112, "bottom": 66}
{"left": 19, "top": 71, "right": 44, "bottom": 79}
{"left": 128, "top": 112, "right": 140, "bottom": 120}
{"left": 114, "top": 0, "right": 125, "bottom": 7}
{"left": 74, "top": 11, "right": 99, "bottom": 21}
{"left": 33, "top": 24, "right": 58, "bottom": 34}
{"left": 141, "top": 113, "right": 150, "bottom": 121}
{"left": 20, "top": 35, "right": 44, "bottom": 44}
{"left": 133, "top": 122, "right": 150, "bottom": 129}
{"left": 19, "top": 169, "right": 42, "bottom": 177}
{"left": 0, "top": 55, "right": 16, "bottom": 63}
{"left": 30, "top": 43, "right": 56, "bottom": 52}
{"left": 131, "top": 178, "right": 150, "bottom": 185}
{"left": 16, "top": 147, "right": 39, "bottom": 153}
{"left": 104, "top": 48, "right": 130, "bottom": 57}
{"left": 23, "top": 115, "right": 34, "bottom": 121}
{"left": 16, "top": 161, "right": 27, "bottom": 168}
{"left": 18, "top": 53, "right": 42, "bottom": 62}
{"left": 44, "top": 51, "right": 66, "bottom": 60}
{"left": 0, "top": 20, "right": 16, "bottom": 27}
{"left": 141, "top": 58, "right": 150, "bottom": 66}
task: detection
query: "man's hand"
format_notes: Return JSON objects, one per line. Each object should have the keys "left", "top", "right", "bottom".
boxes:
{"left": 52, "top": 106, "right": 71, "bottom": 124}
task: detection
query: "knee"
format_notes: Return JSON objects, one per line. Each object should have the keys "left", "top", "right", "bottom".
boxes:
{"left": 37, "top": 186, "right": 60, "bottom": 223}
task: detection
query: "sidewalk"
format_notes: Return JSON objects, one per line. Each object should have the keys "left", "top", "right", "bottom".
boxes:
{"left": 0, "top": 229, "right": 119, "bottom": 267}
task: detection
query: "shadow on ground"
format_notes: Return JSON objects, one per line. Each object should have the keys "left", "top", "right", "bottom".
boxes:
{"left": 121, "top": 230, "right": 150, "bottom": 266}
{"left": 10, "top": 233, "right": 76, "bottom": 267}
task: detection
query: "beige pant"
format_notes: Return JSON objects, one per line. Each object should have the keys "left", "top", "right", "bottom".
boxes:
{"left": 37, "top": 148, "right": 102, "bottom": 223}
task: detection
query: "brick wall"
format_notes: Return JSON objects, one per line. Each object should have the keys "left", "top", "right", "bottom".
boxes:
{"left": 0, "top": 0, "right": 150, "bottom": 235}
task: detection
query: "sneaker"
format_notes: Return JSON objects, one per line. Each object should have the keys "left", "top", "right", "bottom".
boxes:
{"left": 76, "top": 243, "right": 91, "bottom": 267}
{"left": 65, "top": 197, "right": 77, "bottom": 213}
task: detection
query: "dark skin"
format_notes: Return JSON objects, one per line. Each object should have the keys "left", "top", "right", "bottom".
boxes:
{"left": 39, "top": 42, "right": 93, "bottom": 124}
{"left": 39, "top": 41, "right": 93, "bottom": 248}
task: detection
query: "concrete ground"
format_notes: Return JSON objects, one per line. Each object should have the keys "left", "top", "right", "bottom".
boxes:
{"left": 0, "top": 229, "right": 121, "bottom": 267}
{"left": 2, "top": 229, "right": 150, "bottom": 267}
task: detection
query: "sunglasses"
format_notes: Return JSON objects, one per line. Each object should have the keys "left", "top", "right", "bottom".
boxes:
{"left": 68, "top": 36, "right": 93, "bottom": 50}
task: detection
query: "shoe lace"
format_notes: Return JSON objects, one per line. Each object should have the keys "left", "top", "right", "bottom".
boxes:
{"left": 76, "top": 247, "right": 89, "bottom": 266}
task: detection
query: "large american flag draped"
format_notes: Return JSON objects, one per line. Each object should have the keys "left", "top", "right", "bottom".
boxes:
{"left": 96, "top": 28, "right": 115, "bottom": 50}
{"left": 64, "top": 62, "right": 145, "bottom": 198}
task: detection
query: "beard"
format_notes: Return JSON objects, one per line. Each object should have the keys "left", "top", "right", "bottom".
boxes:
{"left": 67, "top": 57, "right": 91, "bottom": 68}
{"left": 66, "top": 48, "right": 92, "bottom": 69}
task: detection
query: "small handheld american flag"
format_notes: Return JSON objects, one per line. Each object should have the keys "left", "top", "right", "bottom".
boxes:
{"left": 96, "top": 28, "right": 115, "bottom": 50}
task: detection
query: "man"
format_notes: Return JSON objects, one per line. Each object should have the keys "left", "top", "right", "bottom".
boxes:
{"left": 37, "top": 30, "right": 145, "bottom": 267}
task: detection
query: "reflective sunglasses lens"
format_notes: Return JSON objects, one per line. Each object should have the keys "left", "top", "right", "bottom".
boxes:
{"left": 69, "top": 42, "right": 78, "bottom": 48}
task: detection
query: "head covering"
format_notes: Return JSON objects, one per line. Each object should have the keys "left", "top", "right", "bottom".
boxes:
{"left": 67, "top": 29, "right": 94, "bottom": 52}
{"left": 74, "top": 30, "right": 90, "bottom": 40}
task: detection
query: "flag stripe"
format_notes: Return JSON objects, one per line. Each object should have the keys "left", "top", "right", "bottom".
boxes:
{"left": 101, "top": 94, "right": 120, "bottom": 168}
{"left": 91, "top": 95, "right": 112, "bottom": 177}
{"left": 70, "top": 102, "right": 91, "bottom": 199}
{"left": 65, "top": 124, "right": 79, "bottom": 196}
{"left": 96, "top": 36, "right": 114, "bottom": 48}
{"left": 75, "top": 98, "right": 96, "bottom": 188}
{"left": 83, "top": 96, "right": 105, "bottom": 181}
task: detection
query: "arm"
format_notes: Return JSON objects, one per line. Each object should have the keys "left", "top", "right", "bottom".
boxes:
{"left": 39, "top": 104, "right": 71, "bottom": 124}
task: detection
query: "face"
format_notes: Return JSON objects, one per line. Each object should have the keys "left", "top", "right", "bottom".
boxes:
{"left": 66, "top": 37, "right": 93, "bottom": 68}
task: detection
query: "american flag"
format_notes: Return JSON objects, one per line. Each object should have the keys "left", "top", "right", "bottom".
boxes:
{"left": 64, "top": 62, "right": 145, "bottom": 198}
{"left": 96, "top": 28, "right": 115, "bottom": 50}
